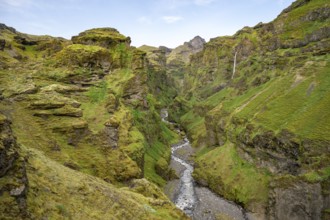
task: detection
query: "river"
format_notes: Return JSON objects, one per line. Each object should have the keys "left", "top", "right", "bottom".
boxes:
{"left": 161, "top": 109, "right": 252, "bottom": 220}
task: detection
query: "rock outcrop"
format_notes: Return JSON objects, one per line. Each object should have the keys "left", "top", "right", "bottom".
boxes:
{"left": 167, "top": 35, "right": 206, "bottom": 66}
{"left": 267, "top": 180, "right": 328, "bottom": 220}
{"left": 0, "top": 113, "right": 29, "bottom": 219}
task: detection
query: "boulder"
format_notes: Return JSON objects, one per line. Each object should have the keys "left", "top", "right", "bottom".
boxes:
{"left": 268, "top": 181, "right": 325, "bottom": 220}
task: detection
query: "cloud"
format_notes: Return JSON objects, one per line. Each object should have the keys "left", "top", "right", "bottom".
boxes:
{"left": 194, "top": 0, "right": 215, "bottom": 6}
{"left": 162, "top": 16, "right": 183, "bottom": 23}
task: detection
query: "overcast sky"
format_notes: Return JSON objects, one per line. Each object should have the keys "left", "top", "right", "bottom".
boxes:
{"left": 0, "top": 0, "right": 295, "bottom": 48}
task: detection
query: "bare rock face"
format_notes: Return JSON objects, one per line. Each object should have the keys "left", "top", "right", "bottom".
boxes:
{"left": 268, "top": 181, "right": 327, "bottom": 220}
{"left": 0, "top": 39, "right": 5, "bottom": 51}
{"left": 189, "top": 36, "right": 206, "bottom": 53}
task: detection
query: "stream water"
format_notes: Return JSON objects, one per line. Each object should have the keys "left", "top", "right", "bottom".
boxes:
{"left": 161, "top": 109, "right": 252, "bottom": 220}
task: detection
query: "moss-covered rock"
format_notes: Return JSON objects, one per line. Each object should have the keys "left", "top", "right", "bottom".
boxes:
{"left": 193, "top": 143, "right": 270, "bottom": 214}
{"left": 71, "top": 28, "right": 130, "bottom": 49}
{"left": 23, "top": 146, "right": 188, "bottom": 220}
{"left": 0, "top": 113, "right": 28, "bottom": 219}
{"left": 56, "top": 44, "right": 111, "bottom": 69}
{"left": 0, "top": 22, "right": 186, "bottom": 219}
{"left": 155, "top": 157, "right": 177, "bottom": 180}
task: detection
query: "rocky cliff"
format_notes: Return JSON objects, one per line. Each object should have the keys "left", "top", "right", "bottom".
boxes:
{"left": 167, "top": 0, "right": 330, "bottom": 219}
{"left": 0, "top": 23, "right": 186, "bottom": 219}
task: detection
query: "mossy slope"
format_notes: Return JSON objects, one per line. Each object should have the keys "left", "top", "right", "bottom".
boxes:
{"left": 0, "top": 24, "right": 183, "bottom": 219}
{"left": 167, "top": 0, "right": 330, "bottom": 218}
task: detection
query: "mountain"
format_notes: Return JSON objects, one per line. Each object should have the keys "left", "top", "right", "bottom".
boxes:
{"left": 167, "top": 36, "right": 206, "bottom": 65}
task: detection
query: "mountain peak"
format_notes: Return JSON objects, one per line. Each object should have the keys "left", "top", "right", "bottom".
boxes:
{"left": 189, "top": 36, "right": 206, "bottom": 50}
{"left": 167, "top": 36, "right": 206, "bottom": 65}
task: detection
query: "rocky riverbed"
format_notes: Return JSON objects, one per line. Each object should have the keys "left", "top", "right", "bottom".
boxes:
{"left": 162, "top": 109, "right": 251, "bottom": 220}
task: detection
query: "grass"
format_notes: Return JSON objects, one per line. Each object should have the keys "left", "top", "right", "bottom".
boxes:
{"left": 73, "top": 27, "right": 127, "bottom": 42}
{"left": 129, "top": 92, "right": 181, "bottom": 186}
{"left": 144, "top": 141, "right": 170, "bottom": 186}
{"left": 105, "top": 68, "right": 134, "bottom": 95}
{"left": 65, "top": 44, "right": 107, "bottom": 53}
{"left": 277, "top": 0, "right": 329, "bottom": 41}
{"left": 303, "top": 167, "right": 330, "bottom": 183}
{"left": 1, "top": 3, "right": 329, "bottom": 218}
{"left": 56, "top": 44, "right": 110, "bottom": 67}
{"left": 180, "top": 110, "right": 206, "bottom": 145}
{"left": 138, "top": 45, "right": 158, "bottom": 52}
{"left": 86, "top": 81, "right": 108, "bottom": 103}
{"left": 193, "top": 143, "right": 271, "bottom": 210}
{"left": 22, "top": 146, "right": 186, "bottom": 220}
{"left": 203, "top": 87, "right": 233, "bottom": 108}
{"left": 0, "top": 24, "right": 189, "bottom": 219}
{"left": 256, "top": 59, "right": 330, "bottom": 140}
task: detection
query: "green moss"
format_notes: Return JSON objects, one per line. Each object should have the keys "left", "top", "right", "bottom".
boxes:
{"left": 81, "top": 101, "right": 109, "bottom": 134}
{"left": 194, "top": 143, "right": 271, "bottom": 211}
{"left": 105, "top": 68, "right": 134, "bottom": 95}
{"left": 144, "top": 141, "right": 171, "bottom": 186}
{"left": 138, "top": 45, "right": 158, "bottom": 52}
{"left": 86, "top": 81, "right": 108, "bottom": 103}
{"left": 203, "top": 87, "right": 233, "bottom": 108}
{"left": 111, "top": 43, "right": 133, "bottom": 68}
{"left": 56, "top": 44, "right": 110, "bottom": 68}
{"left": 256, "top": 60, "right": 330, "bottom": 140}
{"left": 303, "top": 167, "right": 330, "bottom": 183}
{"left": 277, "top": 0, "right": 329, "bottom": 42}
{"left": 23, "top": 146, "right": 186, "bottom": 220}
{"left": 180, "top": 110, "right": 206, "bottom": 147}
{"left": 72, "top": 28, "right": 127, "bottom": 45}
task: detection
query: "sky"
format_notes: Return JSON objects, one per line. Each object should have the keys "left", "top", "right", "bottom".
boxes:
{"left": 0, "top": 0, "right": 295, "bottom": 48}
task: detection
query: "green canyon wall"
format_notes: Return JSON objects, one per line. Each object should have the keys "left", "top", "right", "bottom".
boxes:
{"left": 166, "top": 0, "right": 329, "bottom": 219}
{"left": 0, "top": 24, "right": 186, "bottom": 219}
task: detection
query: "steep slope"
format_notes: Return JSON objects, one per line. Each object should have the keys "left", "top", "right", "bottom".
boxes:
{"left": 0, "top": 24, "right": 185, "bottom": 218}
{"left": 167, "top": 0, "right": 330, "bottom": 219}
{"left": 0, "top": 113, "right": 187, "bottom": 219}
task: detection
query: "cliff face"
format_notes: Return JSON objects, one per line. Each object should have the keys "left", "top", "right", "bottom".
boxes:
{"left": 168, "top": 0, "right": 330, "bottom": 219}
{"left": 0, "top": 24, "right": 186, "bottom": 219}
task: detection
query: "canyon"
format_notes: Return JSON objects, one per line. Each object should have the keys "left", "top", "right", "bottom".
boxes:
{"left": 0, "top": 0, "right": 329, "bottom": 219}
